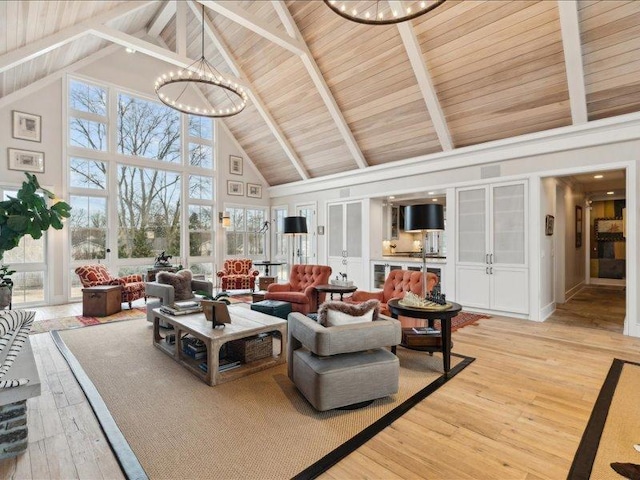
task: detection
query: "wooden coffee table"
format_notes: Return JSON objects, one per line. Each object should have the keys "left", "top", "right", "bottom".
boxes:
{"left": 152, "top": 305, "right": 287, "bottom": 386}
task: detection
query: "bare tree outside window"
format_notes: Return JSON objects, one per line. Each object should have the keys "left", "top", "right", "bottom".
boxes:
{"left": 69, "top": 87, "right": 184, "bottom": 260}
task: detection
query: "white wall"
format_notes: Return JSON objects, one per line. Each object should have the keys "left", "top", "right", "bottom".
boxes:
{"left": 540, "top": 178, "right": 556, "bottom": 318}
{"left": 0, "top": 80, "right": 65, "bottom": 301}
{"left": 561, "top": 183, "right": 586, "bottom": 297}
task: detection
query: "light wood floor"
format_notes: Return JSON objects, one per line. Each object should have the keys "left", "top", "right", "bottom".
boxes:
{"left": 1, "top": 288, "right": 636, "bottom": 479}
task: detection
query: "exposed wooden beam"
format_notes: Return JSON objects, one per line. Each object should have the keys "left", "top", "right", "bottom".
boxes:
{"left": 88, "top": 25, "right": 249, "bottom": 90}
{"left": 176, "top": 0, "right": 187, "bottom": 56}
{"left": 0, "top": 44, "right": 121, "bottom": 110}
{"left": 272, "top": 1, "right": 369, "bottom": 170}
{"left": 147, "top": 0, "right": 176, "bottom": 38}
{"left": 187, "top": 0, "right": 308, "bottom": 180}
{"left": 271, "top": 1, "right": 297, "bottom": 38}
{"left": 0, "top": 1, "right": 154, "bottom": 74}
{"left": 389, "top": 0, "right": 453, "bottom": 151}
{"left": 197, "top": 1, "right": 305, "bottom": 56}
{"left": 557, "top": 0, "right": 588, "bottom": 125}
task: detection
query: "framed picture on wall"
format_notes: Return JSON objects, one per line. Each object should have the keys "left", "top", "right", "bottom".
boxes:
{"left": 8, "top": 148, "right": 45, "bottom": 173}
{"left": 575, "top": 206, "right": 583, "bottom": 247}
{"left": 12, "top": 111, "right": 41, "bottom": 142}
{"left": 229, "top": 155, "right": 243, "bottom": 175}
{"left": 227, "top": 180, "right": 244, "bottom": 196}
{"left": 246, "top": 183, "right": 262, "bottom": 198}
{"left": 545, "top": 215, "right": 554, "bottom": 236}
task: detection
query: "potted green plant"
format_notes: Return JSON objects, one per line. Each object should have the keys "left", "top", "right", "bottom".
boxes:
{"left": 0, "top": 173, "right": 71, "bottom": 309}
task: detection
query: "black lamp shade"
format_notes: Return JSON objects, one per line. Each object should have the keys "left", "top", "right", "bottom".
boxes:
{"left": 284, "top": 216, "right": 308, "bottom": 234}
{"left": 404, "top": 204, "right": 444, "bottom": 232}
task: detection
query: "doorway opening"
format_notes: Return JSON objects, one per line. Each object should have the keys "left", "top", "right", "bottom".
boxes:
{"left": 544, "top": 169, "right": 627, "bottom": 333}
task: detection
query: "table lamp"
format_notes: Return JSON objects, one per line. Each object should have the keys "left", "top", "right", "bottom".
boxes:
{"left": 284, "top": 216, "right": 307, "bottom": 267}
{"left": 404, "top": 204, "right": 445, "bottom": 298}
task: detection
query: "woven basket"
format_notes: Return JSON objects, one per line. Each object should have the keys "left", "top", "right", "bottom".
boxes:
{"left": 228, "top": 334, "right": 272, "bottom": 363}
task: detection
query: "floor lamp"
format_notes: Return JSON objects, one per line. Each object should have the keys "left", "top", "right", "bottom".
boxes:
{"left": 404, "top": 204, "right": 445, "bottom": 299}
{"left": 284, "top": 216, "right": 307, "bottom": 268}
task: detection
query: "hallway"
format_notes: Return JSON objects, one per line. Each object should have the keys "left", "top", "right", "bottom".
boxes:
{"left": 545, "top": 285, "right": 626, "bottom": 332}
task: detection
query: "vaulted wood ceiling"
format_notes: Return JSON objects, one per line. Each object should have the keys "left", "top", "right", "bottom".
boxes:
{"left": 2, "top": 1, "right": 640, "bottom": 186}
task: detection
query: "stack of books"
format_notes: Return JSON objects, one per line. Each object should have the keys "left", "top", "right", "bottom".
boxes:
{"left": 218, "top": 358, "right": 242, "bottom": 372}
{"left": 412, "top": 327, "right": 440, "bottom": 335}
{"left": 183, "top": 337, "right": 207, "bottom": 360}
{"left": 160, "top": 300, "right": 203, "bottom": 316}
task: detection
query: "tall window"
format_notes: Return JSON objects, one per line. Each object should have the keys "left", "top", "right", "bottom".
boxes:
{"left": 67, "top": 77, "right": 216, "bottom": 295}
{"left": 69, "top": 80, "right": 107, "bottom": 151}
{"left": 225, "top": 207, "right": 267, "bottom": 258}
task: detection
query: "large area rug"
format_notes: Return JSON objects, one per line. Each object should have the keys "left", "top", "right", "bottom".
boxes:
{"left": 53, "top": 318, "right": 474, "bottom": 479}
{"left": 569, "top": 359, "right": 640, "bottom": 479}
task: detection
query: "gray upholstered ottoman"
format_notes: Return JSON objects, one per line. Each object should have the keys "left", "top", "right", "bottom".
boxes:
{"left": 251, "top": 300, "right": 292, "bottom": 319}
{"left": 291, "top": 348, "right": 399, "bottom": 411}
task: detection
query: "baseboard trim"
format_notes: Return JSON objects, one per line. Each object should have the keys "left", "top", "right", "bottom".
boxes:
{"left": 540, "top": 302, "right": 556, "bottom": 321}
{"left": 565, "top": 282, "right": 585, "bottom": 302}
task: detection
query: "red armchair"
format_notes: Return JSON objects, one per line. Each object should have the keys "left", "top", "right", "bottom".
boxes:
{"left": 75, "top": 264, "right": 146, "bottom": 309}
{"left": 216, "top": 259, "right": 259, "bottom": 291}
{"left": 345, "top": 270, "right": 438, "bottom": 316}
{"left": 265, "top": 264, "right": 332, "bottom": 314}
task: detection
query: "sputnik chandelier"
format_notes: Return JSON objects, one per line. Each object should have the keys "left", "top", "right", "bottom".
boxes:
{"left": 154, "top": 5, "right": 247, "bottom": 118}
{"left": 323, "top": 0, "right": 446, "bottom": 25}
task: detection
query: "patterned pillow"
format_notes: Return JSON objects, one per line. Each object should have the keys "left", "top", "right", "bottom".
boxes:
{"left": 317, "top": 299, "right": 380, "bottom": 327}
{"left": 157, "top": 270, "right": 193, "bottom": 301}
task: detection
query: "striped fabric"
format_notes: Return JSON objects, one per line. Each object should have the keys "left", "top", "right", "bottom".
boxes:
{"left": 0, "top": 310, "right": 35, "bottom": 388}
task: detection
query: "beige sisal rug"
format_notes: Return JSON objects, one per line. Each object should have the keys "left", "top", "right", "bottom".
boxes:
{"left": 55, "top": 319, "right": 472, "bottom": 479}
{"left": 569, "top": 359, "right": 640, "bottom": 479}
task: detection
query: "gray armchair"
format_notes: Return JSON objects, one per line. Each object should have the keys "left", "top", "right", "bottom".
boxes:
{"left": 146, "top": 278, "right": 213, "bottom": 328}
{"left": 287, "top": 312, "right": 401, "bottom": 411}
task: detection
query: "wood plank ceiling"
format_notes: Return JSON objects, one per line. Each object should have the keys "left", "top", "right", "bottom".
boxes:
{"left": 2, "top": 1, "right": 640, "bottom": 186}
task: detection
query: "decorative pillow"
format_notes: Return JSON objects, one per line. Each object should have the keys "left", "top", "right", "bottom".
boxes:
{"left": 156, "top": 269, "right": 193, "bottom": 301}
{"left": 318, "top": 300, "right": 380, "bottom": 327}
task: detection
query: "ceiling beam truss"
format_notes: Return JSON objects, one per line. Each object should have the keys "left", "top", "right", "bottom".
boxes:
{"left": 147, "top": 0, "right": 176, "bottom": 38}
{"left": 557, "top": 0, "right": 588, "bottom": 125}
{"left": 186, "top": 0, "right": 309, "bottom": 180}
{"left": 0, "top": 1, "right": 154, "bottom": 74}
{"left": 197, "top": 1, "right": 305, "bottom": 56}
{"left": 272, "top": 0, "right": 368, "bottom": 170}
{"left": 389, "top": 0, "right": 453, "bottom": 151}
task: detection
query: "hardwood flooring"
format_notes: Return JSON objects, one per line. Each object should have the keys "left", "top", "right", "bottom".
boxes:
{"left": 545, "top": 285, "right": 626, "bottom": 333}
{"left": 0, "top": 288, "right": 635, "bottom": 479}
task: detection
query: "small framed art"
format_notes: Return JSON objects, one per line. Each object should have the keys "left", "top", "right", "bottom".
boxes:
{"left": 227, "top": 180, "right": 244, "bottom": 196}
{"left": 229, "top": 155, "right": 243, "bottom": 175}
{"left": 575, "top": 206, "right": 583, "bottom": 247}
{"left": 247, "top": 183, "right": 262, "bottom": 198}
{"left": 8, "top": 148, "right": 45, "bottom": 173}
{"left": 544, "top": 214, "right": 554, "bottom": 236}
{"left": 12, "top": 111, "right": 41, "bottom": 142}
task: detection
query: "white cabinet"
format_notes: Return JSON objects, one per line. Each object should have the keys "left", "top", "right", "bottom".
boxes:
{"left": 328, "top": 201, "right": 365, "bottom": 288}
{"left": 456, "top": 181, "right": 528, "bottom": 314}
{"left": 371, "top": 262, "right": 403, "bottom": 289}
